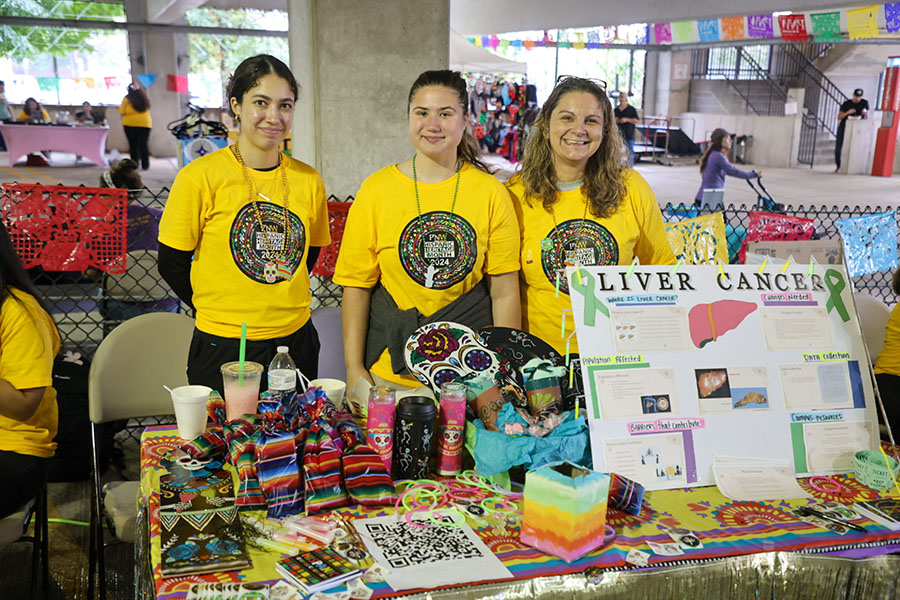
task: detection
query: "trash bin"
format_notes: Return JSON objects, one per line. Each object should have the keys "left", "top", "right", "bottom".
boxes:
{"left": 734, "top": 135, "right": 752, "bottom": 164}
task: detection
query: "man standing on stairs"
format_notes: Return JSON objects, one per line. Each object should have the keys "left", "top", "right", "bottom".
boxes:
{"left": 835, "top": 88, "right": 868, "bottom": 172}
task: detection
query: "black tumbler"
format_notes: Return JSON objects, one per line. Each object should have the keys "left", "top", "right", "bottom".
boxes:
{"left": 393, "top": 396, "right": 438, "bottom": 480}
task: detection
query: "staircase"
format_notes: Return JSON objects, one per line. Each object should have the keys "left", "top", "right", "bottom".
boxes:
{"left": 691, "top": 43, "right": 848, "bottom": 166}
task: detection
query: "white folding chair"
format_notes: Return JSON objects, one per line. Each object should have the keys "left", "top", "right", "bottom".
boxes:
{"left": 87, "top": 312, "right": 194, "bottom": 599}
{"left": 853, "top": 291, "right": 890, "bottom": 364}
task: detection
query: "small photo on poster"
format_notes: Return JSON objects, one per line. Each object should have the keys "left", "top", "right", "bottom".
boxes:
{"left": 731, "top": 388, "right": 769, "bottom": 410}
{"left": 695, "top": 369, "right": 731, "bottom": 399}
{"left": 655, "top": 463, "right": 685, "bottom": 481}
{"left": 641, "top": 394, "right": 672, "bottom": 414}
{"left": 698, "top": 366, "right": 769, "bottom": 413}
{"left": 603, "top": 432, "right": 688, "bottom": 487}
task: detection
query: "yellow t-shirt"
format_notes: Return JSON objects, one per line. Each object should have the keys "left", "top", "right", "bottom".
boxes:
{"left": 333, "top": 163, "right": 520, "bottom": 386}
{"left": 508, "top": 169, "right": 675, "bottom": 354}
{"left": 16, "top": 109, "right": 51, "bottom": 122}
{"left": 875, "top": 303, "right": 900, "bottom": 376}
{"left": 0, "top": 288, "right": 61, "bottom": 458}
{"left": 158, "top": 147, "right": 331, "bottom": 339}
{"left": 119, "top": 97, "right": 152, "bottom": 128}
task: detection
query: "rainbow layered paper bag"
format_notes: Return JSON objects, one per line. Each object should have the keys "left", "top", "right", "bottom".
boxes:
{"left": 520, "top": 461, "right": 610, "bottom": 562}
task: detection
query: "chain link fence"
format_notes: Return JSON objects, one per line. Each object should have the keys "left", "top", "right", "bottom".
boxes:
{"left": 662, "top": 201, "right": 897, "bottom": 306}
{"left": 7, "top": 186, "right": 894, "bottom": 359}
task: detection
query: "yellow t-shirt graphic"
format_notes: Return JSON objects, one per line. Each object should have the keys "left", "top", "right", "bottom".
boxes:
{"left": 159, "top": 147, "right": 330, "bottom": 340}
{"left": 508, "top": 169, "right": 675, "bottom": 354}
{"left": 334, "top": 164, "right": 520, "bottom": 385}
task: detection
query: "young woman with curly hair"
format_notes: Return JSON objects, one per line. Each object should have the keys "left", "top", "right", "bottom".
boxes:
{"left": 508, "top": 76, "right": 674, "bottom": 354}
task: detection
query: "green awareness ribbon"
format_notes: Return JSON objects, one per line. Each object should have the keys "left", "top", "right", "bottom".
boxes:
{"left": 824, "top": 268, "right": 849, "bottom": 322}
{"left": 568, "top": 269, "right": 609, "bottom": 326}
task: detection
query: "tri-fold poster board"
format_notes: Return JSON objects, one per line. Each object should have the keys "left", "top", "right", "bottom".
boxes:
{"left": 568, "top": 263, "right": 879, "bottom": 491}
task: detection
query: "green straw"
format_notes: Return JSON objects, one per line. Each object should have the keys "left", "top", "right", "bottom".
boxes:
{"left": 239, "top": 322, "right": 247, "bottom": 384}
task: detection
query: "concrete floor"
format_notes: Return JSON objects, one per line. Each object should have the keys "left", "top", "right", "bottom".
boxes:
{"left": 1, "top": 150, "right": 898, "bottom": 209}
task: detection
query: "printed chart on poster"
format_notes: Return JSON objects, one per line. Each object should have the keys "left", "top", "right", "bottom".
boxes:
{"left": 567, "top": 264, "right": 879, "bottom": 491}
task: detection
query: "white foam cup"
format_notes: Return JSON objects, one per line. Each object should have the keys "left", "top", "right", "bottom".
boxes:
{"left": 170, "top": 385, "right": 212, "bottom": 440}
{"left": 310, "top": 378, "right": 347, "bottom": 410}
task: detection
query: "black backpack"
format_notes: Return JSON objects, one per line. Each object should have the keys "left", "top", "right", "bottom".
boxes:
{"left": 48, "top": 355, "right": 122, "bottom": 481}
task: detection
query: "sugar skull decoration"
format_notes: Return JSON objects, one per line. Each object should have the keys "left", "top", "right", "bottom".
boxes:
{"left": 403, "top": 321, "right": 502, "bottom": 394}
{"left": 263, "top": 261, "right": 277, "bottom": 283}
{"left": 369, "top": 431, "right": 392, "bottom": 453}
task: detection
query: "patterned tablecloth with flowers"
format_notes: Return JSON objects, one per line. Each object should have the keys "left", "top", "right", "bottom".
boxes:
{"left": 138, "top": 425, "right": 900, "bottom": 599}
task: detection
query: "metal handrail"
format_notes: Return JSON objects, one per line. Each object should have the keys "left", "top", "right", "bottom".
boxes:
{"left": 778, "top": 44, "right": 848, "bottom": 137}
{"left": 708, "top": 47, "right": 786, "bottom": 116}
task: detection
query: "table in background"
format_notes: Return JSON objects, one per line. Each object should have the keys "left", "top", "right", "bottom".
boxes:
{"left": 0, "top": 123, "right": 109, "bottom": 167}
{"left": 137, "top": 425, "right": 900, "bottom": 600}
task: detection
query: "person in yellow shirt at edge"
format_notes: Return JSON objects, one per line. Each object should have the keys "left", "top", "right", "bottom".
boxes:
{"left": 875, "top": 269, "right": 900, "bottom": 432}
{"left": 0, "top": 220, "right": 61, "bottom": 518}
{"left": 507, "top": 76, "right": 675, "bottom": 356}
{"left": 334, "top": 70, "right": 521, "bottom": 404}
{"left": 158, "top": 55, "right": 330, "bottom": 395}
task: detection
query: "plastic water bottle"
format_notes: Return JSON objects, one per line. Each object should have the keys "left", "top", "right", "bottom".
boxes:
{"left": 268, "top": 346, "right": 297, "bottom": 396}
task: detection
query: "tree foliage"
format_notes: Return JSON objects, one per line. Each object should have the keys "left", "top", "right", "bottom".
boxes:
{"left": 186, "top": 8, "right": 289, "bottom": 87}
{"left": 0, "top": 0, "right": 123, "bottom": 60}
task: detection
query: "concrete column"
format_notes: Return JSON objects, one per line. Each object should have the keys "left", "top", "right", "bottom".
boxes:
{"left": 123, "top": 0, "right": 188, "bottom": 160}
{"left": 643, "top": 51, "right": 658, "bottom": 118}
{"left": 654, "top": 51, "right": 672, "bottom": 117}
{"left": 786, "top": 87, "right": 805, "bottom": 168}
{"left": 286, "top": 0, "right": 449, "bottom": 198}
{"left": 287, "top": 0, "right": 318, "bottom": 167}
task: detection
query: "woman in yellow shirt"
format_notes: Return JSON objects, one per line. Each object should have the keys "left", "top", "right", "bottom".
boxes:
{"left": 158, "top": 55, "right": 330, "bottom": 395}
{"left": 334, "top": 70, "right": 520, "bottom": 400}
{"left": 119, "top": 83, "right": 152, "bottom": 170}
{"left": 875, "top": 270, "right": 900, "bottom": 432}
{"left": 15, "top": 97, "right": 53, "bottom": 166}
{"left": 16, "top": 97, "right": 50, "bottom": 123}
{"left": 508, "top": 76, "right": 674, "bottom": 355}
{"left": 0, "top": 221, "right": 60, "bottom": 517}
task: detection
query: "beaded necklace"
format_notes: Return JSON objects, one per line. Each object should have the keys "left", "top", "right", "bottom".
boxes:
{"left": 412, "top": 153, "right": 462, "bottom": 218}
{"left": 233, "top": 142, "right": 291, "bottom": 283}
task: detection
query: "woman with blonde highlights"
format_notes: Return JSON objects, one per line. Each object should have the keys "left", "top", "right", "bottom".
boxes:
{"left": 509, "top": 76, "right": 674, "bottom": 354}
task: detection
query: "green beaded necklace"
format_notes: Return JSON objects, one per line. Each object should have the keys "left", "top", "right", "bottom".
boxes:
{"left": 412, "top": 153, "right": 462, "bottom": 218}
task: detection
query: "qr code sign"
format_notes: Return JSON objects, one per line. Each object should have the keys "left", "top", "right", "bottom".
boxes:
{"left": 363, "top": 516, "right": 485, "bottom": 568}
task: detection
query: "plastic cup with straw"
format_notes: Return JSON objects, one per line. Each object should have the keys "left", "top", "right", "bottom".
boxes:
{"left": 221, "top": 323, "right": 263, "bottom": 420}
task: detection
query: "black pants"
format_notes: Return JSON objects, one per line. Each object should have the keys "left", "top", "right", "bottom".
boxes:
{"left": 0, "top": 451, "right": 47, "bottom": 518}
{"left": 123, "top": 125, "right": 151, "bottom": 170}
{"left": 187, "top": 320, "right": 321, "bottom": 396}
{"left": 834, "top": 124, "right": 845, "bottom": 168}
{"left": 875, "top": 373, "right": 900, "bottom": 433}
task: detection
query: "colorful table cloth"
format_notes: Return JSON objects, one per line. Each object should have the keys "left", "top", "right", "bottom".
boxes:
{"left": 140, "top": 425, "right": 900, "bottom": 599}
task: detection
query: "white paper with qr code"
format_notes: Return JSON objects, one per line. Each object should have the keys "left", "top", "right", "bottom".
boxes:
{"left": 352, "top": 512, "right": 512, "bottom": 591}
